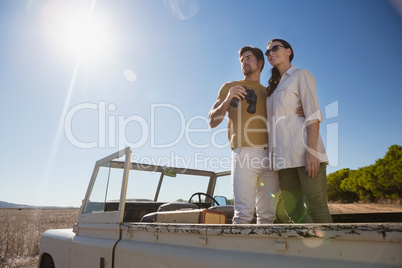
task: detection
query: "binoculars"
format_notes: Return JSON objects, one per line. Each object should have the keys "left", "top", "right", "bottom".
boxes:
{"left": 230, "top": 87, "right": 257, "bottom": 114}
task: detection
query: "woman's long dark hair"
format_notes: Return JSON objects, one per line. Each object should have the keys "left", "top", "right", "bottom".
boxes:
{"left": 266, "top": 39, "right": 294, "bottom": 96}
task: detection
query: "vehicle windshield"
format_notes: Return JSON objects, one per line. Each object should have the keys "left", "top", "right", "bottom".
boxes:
{"left": 126, "top": 170, "right": 212, "bottom": 202}
{"left": 83, "top": 153, "right": 233, "bottom": 215}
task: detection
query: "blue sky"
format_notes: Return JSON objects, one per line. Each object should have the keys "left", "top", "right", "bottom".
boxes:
{"left": 1, "top": 0, "right": 401, "bottom": 207}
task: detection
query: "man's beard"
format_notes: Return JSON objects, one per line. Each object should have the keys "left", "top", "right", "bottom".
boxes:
{"left": 242, "top": 67, "right": 254, "bottom": 75}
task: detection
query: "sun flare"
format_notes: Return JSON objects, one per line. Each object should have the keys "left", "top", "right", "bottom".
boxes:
{"left": 42, "top": 1, "right": 113, "bottom": 60}
{"left": 59, "top": 15, "right": 107, "bottom": 57}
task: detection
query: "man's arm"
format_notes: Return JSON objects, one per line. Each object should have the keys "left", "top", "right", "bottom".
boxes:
{"left": 208, "top": 99, "right": 230, "bottom": 128}
{"left": 209, "top": 85, "right": 246, "bottom": 128}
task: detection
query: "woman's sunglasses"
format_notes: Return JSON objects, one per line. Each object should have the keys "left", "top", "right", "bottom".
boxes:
{"left": 265, "top": 45, "right": 285, "bottom": 56}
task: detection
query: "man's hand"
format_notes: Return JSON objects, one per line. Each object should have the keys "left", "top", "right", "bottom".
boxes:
{"left": 296, "top": 106, "right": 305, "bottom": 118}
{"left": 225, "top": 85, "right": 246, "bottom": 104}
{"left": 209, "top": 85, "right": 246, "bottom": 128}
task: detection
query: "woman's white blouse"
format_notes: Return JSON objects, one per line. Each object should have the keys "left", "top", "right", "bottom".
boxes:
{"left": 266, "top": 66, "right": 328, "bottom": 170}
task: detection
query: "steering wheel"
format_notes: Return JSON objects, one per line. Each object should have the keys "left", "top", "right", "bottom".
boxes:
{"left": 189, "top": 192, "right": 220, "bottom": 208}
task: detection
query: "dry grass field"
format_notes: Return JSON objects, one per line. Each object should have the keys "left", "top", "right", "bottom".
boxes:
{"left": 0, "top": 208, "right": 78, "bottom": 268}
{"left": 1, "top": 203, "right": 401, "bottom": 268}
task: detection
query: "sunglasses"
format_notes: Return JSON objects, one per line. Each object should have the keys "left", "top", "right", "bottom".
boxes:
{"left": 265, "top": 45, "right": 285, "bottom": 56}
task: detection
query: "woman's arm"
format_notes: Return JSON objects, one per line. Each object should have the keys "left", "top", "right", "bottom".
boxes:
{"left": 297, "top": 69, "right": 323, "bottom": 178}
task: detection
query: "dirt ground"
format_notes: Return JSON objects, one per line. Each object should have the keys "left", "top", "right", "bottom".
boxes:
{"left": 328, "top": 202, "right": 402, "bottom": 214}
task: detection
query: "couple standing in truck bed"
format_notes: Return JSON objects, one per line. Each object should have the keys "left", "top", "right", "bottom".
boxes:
{"left": 209, "top": 39, "right": 332, "bottom": 224}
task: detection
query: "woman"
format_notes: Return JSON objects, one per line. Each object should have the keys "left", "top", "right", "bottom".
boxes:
{"left": 265, "top": 39, "right": 332, "bottom": 223}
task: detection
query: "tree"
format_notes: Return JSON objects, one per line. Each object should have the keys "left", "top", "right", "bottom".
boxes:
{"left": 336, "top": 145, "right": 402, "bottom": 202}
{"left": 372, "top": 145, "right": 402, "bottom": 199}
{"left": 327, "top": 168, "right": 359, "bottom": 202}
{"left": 341, "top": 167, "right": 376, "bottom": 201}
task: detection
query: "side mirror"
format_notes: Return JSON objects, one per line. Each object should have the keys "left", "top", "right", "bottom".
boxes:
{"left": 213, "top": 196, "right": 227, "bottom": 206}
{"left": 163, "top": 168, "right": 176, "bottom": 177}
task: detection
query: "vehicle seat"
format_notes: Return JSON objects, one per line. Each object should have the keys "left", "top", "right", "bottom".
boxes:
{"left": 140, "top": 212, "right": 157, "bottom": 222}
{"left": 140, "top": 202, "right": 199, "bottom": 223}
{"left": 157, "top": 202, "right": 198, "bottom": 212}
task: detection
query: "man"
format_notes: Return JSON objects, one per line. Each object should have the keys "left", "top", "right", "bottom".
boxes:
{"left": 208, "top": 46, "right": 279, "bottom": 224}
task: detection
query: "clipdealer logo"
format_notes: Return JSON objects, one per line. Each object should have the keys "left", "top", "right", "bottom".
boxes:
{"left": 64, "top": 102, "right": 229, "bottom": 150}
{"left": 64, "top": 101, "right": 339, "bottom": 168}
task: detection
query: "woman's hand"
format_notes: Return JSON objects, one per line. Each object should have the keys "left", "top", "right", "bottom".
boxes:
{"left": 305, "top": 120, "right": 320, "bottom": 178}
{"left": 305, "top": 150, "right": 320, "bottom": 178}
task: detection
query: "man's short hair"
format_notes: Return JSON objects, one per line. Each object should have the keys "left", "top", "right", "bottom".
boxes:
{"left": 239, "top": 46, "right": 265, "bottom": 71}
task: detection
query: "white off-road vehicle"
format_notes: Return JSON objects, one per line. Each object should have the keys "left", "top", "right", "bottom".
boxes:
{"left": 38, "top": 147, "right": 402, "bottom": 268}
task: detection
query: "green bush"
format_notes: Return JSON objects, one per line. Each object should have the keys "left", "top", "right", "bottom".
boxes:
{"left": 327, "top": 145, "right": 402, "bottom": 202}
{"left": 327, "top": 168, "right": 359, "bottom": 202}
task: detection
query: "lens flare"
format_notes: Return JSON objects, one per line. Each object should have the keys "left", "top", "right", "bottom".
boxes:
{"left": 260, "top": 182, "right": 265, "bottom": 186}
{"left": 315, "top": 230, "right": 325, "bottom": 238}
{"left": 124, "top": 69, "right": 137, "bottom": 82}
{"left": 164, "top": 0, "right": 199, "bottom": 20}
{"left": 270, "top": 193, "right": 276, "bottom": 198}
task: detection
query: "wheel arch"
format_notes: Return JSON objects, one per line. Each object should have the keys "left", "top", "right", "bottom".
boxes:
{"left": 39, "top": 252, "right": 55, "bottom": 268}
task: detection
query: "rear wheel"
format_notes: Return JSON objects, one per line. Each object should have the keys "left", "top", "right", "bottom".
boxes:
{"left": 40, "top": 253, "right": 55, "bottom": 268}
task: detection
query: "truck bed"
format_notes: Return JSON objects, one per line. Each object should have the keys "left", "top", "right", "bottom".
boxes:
{"left": 117, "top": 221, "right": 402, "bottom": 267}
